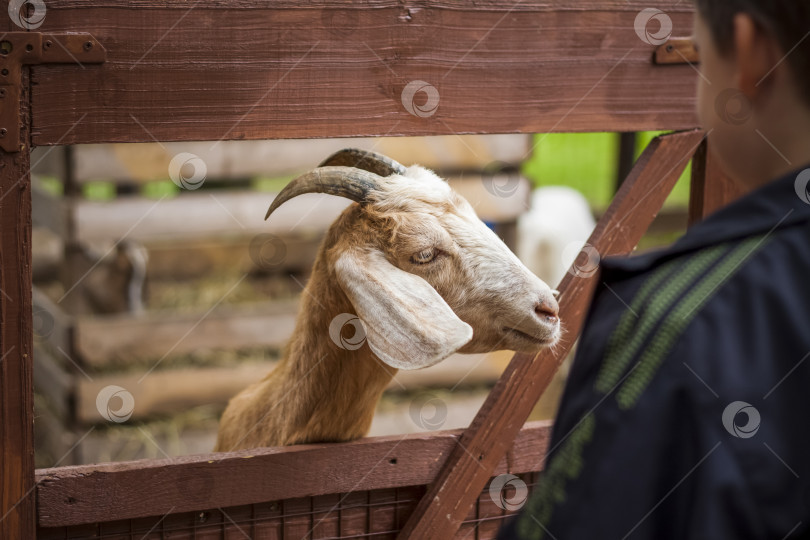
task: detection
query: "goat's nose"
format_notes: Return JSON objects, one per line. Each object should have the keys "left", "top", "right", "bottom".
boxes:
{"left": 535, "top": 296, "right": 559, "bottom": 322}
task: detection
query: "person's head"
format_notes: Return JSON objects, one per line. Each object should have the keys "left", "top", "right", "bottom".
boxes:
{"left": 693, "top": 1, "right": 810, "bottom": 189}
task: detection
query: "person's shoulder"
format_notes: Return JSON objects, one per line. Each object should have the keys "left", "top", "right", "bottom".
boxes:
{"left": 658, "top": 222, "right": 810, "bottom": 392}
{"left": 686, "top": 221, "right": 810, "bottom": 331}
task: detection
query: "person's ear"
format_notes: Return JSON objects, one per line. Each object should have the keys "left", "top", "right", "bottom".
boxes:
{"left": 733, "top": 13, "right": 781, "bottom": 100}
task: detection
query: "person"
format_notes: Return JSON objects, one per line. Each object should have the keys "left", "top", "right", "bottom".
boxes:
{"left": 499, "top": 1, "right": 810, "bottom": 538}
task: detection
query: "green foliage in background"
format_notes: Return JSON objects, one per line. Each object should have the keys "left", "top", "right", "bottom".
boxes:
{"left": 83, "top": 180, "right": 117, "bottom": 200}
{"left": 523, "top": 131, "right": 692, "bottom": 208}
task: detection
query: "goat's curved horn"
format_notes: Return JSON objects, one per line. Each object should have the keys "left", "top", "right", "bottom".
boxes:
{"left": 319, "top": 148, "right": 407, "bottom": 177}
{"left": 265, "top": 166, "right": 383, "bottom": 220}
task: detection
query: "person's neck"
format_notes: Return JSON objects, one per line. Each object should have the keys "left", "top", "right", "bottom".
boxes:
{"left": 742, "top": 104, "right": 810, "bottom": 191}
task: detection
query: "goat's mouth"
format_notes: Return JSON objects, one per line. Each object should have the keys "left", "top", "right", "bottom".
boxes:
{"left": 502, "top": 326, "right": 555, "bottom": 347}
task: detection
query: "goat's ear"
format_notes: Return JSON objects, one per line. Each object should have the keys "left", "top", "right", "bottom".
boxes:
{"left": 335, "top": 249, "right": 473, "bottom": 370}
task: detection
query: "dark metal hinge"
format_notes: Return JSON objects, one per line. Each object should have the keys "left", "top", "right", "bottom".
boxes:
{"left": 0, "top": 32, "right": 106, "bottom": 152}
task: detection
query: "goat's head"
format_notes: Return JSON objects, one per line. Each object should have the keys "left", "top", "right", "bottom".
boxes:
{"left": 266, "top": 149, "right": 561, "bottom": 371}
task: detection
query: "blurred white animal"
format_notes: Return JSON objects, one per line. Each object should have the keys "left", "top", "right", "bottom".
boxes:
{"left": 517, "top": 186, "right": 596, "bottom": 289}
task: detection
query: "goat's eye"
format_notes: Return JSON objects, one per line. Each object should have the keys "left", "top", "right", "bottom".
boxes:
{"left": 411, "top": 248, "right": 437, "bottom": 264}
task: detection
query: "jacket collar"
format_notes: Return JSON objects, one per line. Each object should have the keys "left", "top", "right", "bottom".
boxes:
{"left": 604, "top": 164, "right": 810, "bottom": 273}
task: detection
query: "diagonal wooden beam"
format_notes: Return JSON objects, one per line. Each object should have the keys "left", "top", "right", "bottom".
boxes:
{"left": 396, "top": 128, "right": 707, "bottom": 540}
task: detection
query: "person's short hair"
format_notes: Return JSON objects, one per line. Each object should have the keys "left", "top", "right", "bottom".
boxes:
{"left": 694, "top": 0, "right": 810, "bottom": 99}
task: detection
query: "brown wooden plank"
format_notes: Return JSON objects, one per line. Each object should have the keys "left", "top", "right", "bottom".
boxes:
{"left": 689, "top": 138, "right": 747, "bottom": 226}
{"left": 73, "top": 192, "right": 351, "bottom": 244}
{"left": 394, "top": 486, "right": 424, "bottom": 532}
{"left": 74, "top": 299, "right": 299, "bottom": 367}
{"left": 475, "top": 488, "right": 506, "bottom": 540}
{"left": 396, "top": 128, "right": 707, "bottom": 539}
{"left": 32, "top": 1, "right": 697, "bottom": 146}
{"left": 73, "top": 349, "right": 501, "bottom": 424}
{"left": 281, "top": 497, "right": 312, "bottom": 539}
{"left": 191, "top": 510, "right": 224, "bottom": 540}
{"left": 0, "top": 59, "right": 35, "bottom": 539}
{"left": 160, "top": 512, "right": 198, "bottom": 540}
{"left": 33, "top": 136, "right": 532, "bottom": 185}
{"left": 75, "top": 361, "right": 278, "bottom": 423}
{"left": 312, "top": 493, "right": 341, "bottom": 539}
{"left": 253, "top": 501, "right": 283, "bottom": 540}
{"left": 74, "top": 352, "right": 502, "bottom": 423}
{"left": 223, "top": 505, "right": 254, "bottom": 540}
{"left": 368, "top": 489, "right": 398, "bottom": 539}
{"left": 340, "top": 491, "right": 369, "bottom": 537}
{"left": 143, "top": 236, "right": 322, "bottom": 281}
{"left": 35, "top": 420, "right": 551, "bottom": 527}
{"left": 70, "top": 175, "right": 526, "bottom": 248}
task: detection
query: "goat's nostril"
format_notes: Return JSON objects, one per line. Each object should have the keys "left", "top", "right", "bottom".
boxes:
{"left": 535, "top": 297, "right": 560, "bottom": 321}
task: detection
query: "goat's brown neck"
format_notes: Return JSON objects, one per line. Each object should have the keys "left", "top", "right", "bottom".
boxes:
{"left": 215, "top": 209, "right": 398, "bottom": 451}
{"left": 258, "top": 263, "right": 396, "bottom": 445}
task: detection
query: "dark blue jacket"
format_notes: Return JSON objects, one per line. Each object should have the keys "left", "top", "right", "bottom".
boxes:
{"left": 499, "top": 166, "right": 810, "bottom": 540}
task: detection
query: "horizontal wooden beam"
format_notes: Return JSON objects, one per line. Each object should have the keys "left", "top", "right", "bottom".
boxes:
{"left": 32, "top": 135, "right": 533, "bottom": 184}
{"left": 72, "top": 351, "right": 504, "bottom": 423}
{"left": 32, "top": 1, "right": 697, "bottom": 145}
{"left": 63, "top": 175, "right": 529, "bottom": 245}
{"left": 74, "top": 299, "right": 299, "bottom": 367}
{"left": 36, "top": 420, "right": 551, "bottom": 527}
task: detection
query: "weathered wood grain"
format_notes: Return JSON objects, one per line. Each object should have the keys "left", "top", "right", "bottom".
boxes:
{"left": 73, "top": 351, "right": 502, "bottom": 423}
{"left": 35, "top": 420, "right": 551, "bottom": 527}
{"left": 74, "top": 299, "right": 299, "bottom": 367}
{"left": 396, "top": 129, "right": 708, "bottom": 539}
{"left": 32, "top": 135, "right": 532, "bottom": 184}
{"left": 0, "top": 65, "right": 35, "bottom": 539}
{"left": 31, "top": 1, "right": 697, "bottom": 146}
{"left": 66, "top": 173, "right": 528, "bottom": 245}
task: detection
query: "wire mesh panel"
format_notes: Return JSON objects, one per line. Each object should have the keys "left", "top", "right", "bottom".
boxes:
{"left": 37, "top": 473, "right": 539, "bottom": 539}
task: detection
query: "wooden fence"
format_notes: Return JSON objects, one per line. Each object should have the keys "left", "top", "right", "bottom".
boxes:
{"left": 0, "top": 1, "right": 743, "bottom": 538}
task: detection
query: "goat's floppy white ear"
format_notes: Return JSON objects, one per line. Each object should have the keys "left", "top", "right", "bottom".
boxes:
{"left": 335, "top": 249, "right": 473, "bottom": 370}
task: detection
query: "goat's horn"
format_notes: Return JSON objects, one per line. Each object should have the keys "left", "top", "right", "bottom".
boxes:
{"left": 265, "top": 166, "right": 383, "bottom": 220}
{"left": 319, "top": 148, "right": 407, "bottom": 177}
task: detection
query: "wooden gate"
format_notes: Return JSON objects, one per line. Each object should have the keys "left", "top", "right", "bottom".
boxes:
{"left": 0, "top": 1, "right": 742, "bottom": 538}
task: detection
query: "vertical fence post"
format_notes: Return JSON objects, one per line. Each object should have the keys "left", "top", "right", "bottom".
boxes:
{"left": 0, "top": 60, "right": 35, "bottom": 537}
{"left": 689, "top": 138, "right": 746, "bottom": 225}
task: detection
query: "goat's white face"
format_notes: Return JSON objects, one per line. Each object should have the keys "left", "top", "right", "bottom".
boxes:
{"left": 331, "top": 165, "right": 560, "bottom": 370}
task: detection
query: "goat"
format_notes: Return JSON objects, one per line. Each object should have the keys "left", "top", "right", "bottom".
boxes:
{"left": 215, "top": 149, "right": 560, "bottom": 451}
